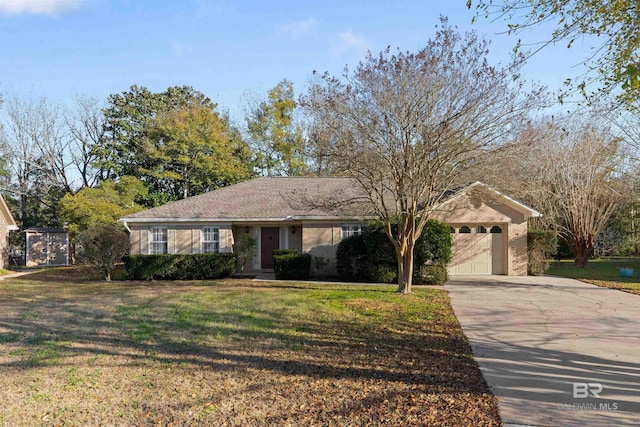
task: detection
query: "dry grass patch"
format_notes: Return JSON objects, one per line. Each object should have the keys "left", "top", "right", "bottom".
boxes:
{"left": 580, "top": 280, "right": 640, "bottom": 296}
{"left": 0, "top": 268, "right": 500, "bottom": 426}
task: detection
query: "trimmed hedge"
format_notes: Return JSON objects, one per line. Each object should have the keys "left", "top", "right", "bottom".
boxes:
{"left": 274, "top": 253, "right": 311, "bottom": 280}
{"left": 272, "top": 249, "right": 298, "bottom": 256}
{"left": 414, "top": 265, "right": 449, "bottom": 285}
{"left": 123, "top": 253, "right": 237, "bottom": 280}
{"left": 370, "top": 263, "right": 397, "bottom": 283}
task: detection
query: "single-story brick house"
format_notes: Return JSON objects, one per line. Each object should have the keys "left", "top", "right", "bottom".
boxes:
{"left": 0, "top": 194, "right": 19, "bottom": 269}
{"left": 120, "top": 177, "right": 540, "bottom": 276}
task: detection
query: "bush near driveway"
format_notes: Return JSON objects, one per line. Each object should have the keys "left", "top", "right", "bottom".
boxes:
{"left": 0, "top": 268, "right": 501, "bottom": 426}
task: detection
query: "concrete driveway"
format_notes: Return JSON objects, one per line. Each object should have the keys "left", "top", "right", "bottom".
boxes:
{"left": 445, "top": 275, "right": 640, "bottom": 427}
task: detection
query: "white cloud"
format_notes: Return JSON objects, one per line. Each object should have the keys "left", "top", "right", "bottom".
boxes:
{"left": 331, "top": 30, "right": 371, "bottom": 58}
{"left": 279, "top": 17, "right": 318, "bottom": 39}
{"left": 0, "top": 0, "right": 85, "bottom": 15}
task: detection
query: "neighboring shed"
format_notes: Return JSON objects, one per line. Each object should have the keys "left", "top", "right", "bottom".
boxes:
{"left": 25, "top": 228, "right": 69, "bottom": 267}
{"left": 0, "top": 194, "right": 19, "bottom": 269}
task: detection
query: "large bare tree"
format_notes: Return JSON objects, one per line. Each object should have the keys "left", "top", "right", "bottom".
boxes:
{"left": 302, "top": 21, "right": 542, "bottom": 293}
{"left": 65, "top": 95, "right": 106, "bottom": 188}
{"left": 0, "top": 95, "right": 73, "bottom": 226}
{"left": 509, "top": 119, "right": 625, "bottom": 267}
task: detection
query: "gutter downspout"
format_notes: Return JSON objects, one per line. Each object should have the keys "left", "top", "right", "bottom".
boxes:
{"left": 122, "top": 221, "right": 131, "bottom": 233}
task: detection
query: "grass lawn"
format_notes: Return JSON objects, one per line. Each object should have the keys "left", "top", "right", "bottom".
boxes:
{"left": 0, "top": 267, "right": 500, "bottom": 426}
{"left": 548, "top": 257, "right": 640, "bottom": 295}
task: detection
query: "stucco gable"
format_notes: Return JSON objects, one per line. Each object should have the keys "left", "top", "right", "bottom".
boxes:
{"left": 432, "top": 181, "right": 540, "bottom": 222}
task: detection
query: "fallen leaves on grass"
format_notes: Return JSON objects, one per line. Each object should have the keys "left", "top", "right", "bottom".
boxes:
{"left": 0, "top": 275, "right": 501, "bottom": 426}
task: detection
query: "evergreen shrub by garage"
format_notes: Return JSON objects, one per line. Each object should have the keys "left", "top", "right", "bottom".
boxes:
{"left": 123, "top": 253, "right": 236, "bottom": 280}
{"left": 527, "top": 230, "right": 558, "bottom": 275}
{"left": 274, "top": 253, "right": 311, "bottom": 280}
{"left": 414, "top": 265, "right": 449, "bottom": 285}
{"left": 336, "top": 219, "right": 452, "bottom": 284}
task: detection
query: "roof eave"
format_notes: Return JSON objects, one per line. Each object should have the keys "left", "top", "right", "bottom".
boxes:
{"left": 0, "top": 194, "right": 18, "bottom": 229}
{"left": 120, "top": 215, "right": 377, "bottom": 223}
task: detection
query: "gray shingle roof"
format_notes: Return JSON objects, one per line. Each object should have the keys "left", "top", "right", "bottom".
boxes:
{"left": 121, "top": 176, "right": 373, "bottom": 222}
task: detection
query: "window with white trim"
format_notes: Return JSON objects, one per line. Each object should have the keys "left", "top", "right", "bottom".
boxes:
{"left": 149, "top": 227, "right": 168, "bottom": 254}
{"left": 341, "top": 224, "right": 364, "bottom": 239}
{"left": 202, "top": 227, "right": 220, "bottom": 253}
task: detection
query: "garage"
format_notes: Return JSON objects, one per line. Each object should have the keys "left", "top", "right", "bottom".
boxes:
{"left": 448, "top": 225, "right": 505, "bottom": 275}
{"left": 432, "top": 182, "right": 540, "bottom": 276}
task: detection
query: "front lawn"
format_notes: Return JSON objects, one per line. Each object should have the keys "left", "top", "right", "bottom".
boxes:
{"left": 0, "top": 268, "right": 500, "bottom": 426}
{"left": 548, "top": 257, "right": 640, "bottom": 295}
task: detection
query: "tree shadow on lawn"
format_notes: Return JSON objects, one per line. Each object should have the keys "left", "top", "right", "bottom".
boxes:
{"left": 447, "top": 296, "right": 640, "bottom": 426}
{"left": 0, "top": 283, "right": 500, "bottom": 424}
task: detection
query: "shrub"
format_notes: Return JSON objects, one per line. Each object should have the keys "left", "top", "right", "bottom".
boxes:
{"left": 312, "top": 256, "right": 331, "bottom": 279}
{"left": 76, "top": 224, "right": 129, "bottom": 281}
{"left": 123, "top": 253, "right": 236, "bottom": 280}
{"left": 363, "top": 224, "right": 396, "bottom": 265}
{"left": 528, "top": 230, "right": 558, "bottom": 275}
{"left": 272, "top": 249, "right": 298, "bottom": 256}
{"left": 234, "top": 233, "right": 256, "bottom": 276}
{"left": 370, "top": 264, "right": 397, "bottom": 283}
{"left": 274, "top": 253, "right": 311, "bottom": 280}
{"left": 336, "top": 235, "right": 369, "bottom": 281}
{"left": 414, "top": 265, "right": 449, "bottom": 285}
{"left": 414, "top": 220, "right": 453, "bottom": 266}
{"left": 336, "top": 219, "right": 453, "bottom": 283}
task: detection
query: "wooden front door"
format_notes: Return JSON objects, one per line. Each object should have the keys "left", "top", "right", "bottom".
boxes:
{"left": 260, "top": 227, "right": 280, "bottom": 269}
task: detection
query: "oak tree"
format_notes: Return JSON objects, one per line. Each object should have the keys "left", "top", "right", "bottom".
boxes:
{"left": 98, "top": 85, "right": 214, "bottom": 182}
{"left": 246, "top": 80, "right": 307, "bottom": 176}
{"left": 143, "top": 101, "right": 254, "bottom": 199}
{"left": 58, "top": 176, "right": 147, "bottom": 239}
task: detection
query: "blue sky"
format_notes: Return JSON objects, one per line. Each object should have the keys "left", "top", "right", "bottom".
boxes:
{"left": 0, "top": 0, "right": 593, "bottom": 122}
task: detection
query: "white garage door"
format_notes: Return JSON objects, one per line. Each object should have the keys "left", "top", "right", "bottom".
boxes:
{"left": 449, "top": 225, "right": 504, "bottom": 275}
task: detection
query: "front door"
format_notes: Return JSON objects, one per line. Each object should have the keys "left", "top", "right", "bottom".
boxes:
{"left": 260, "top": 227, "right": 280, "bottom": 269}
